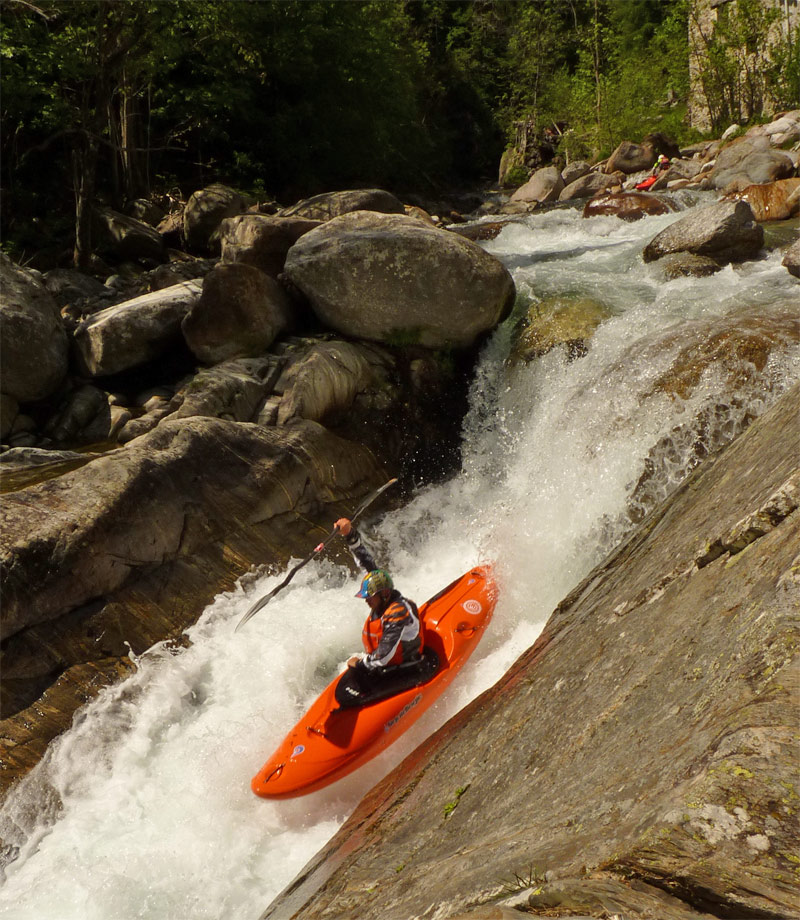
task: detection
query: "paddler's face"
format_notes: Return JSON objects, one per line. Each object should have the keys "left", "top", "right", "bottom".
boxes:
{"left": 365, "top": 594, "right": 383, "bottom": 612}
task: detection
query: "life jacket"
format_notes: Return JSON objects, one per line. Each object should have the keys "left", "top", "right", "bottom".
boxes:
{"left": 361, "top": 592, "right": 423, "bottom": 668}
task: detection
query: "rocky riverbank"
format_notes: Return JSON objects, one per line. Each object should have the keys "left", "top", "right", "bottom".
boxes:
{"left": 261, "top": 380, "right": 800, "bottom": 920}
{"left": 0, "top": 191, "right": 515, "bottom": 795}
{"left": 1, "top": 112, "right": 798, "bottom": 837}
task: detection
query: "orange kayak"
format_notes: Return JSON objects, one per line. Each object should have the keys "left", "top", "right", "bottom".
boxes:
{"left": 251, "top": 565, "right": 497, "bottom": 799}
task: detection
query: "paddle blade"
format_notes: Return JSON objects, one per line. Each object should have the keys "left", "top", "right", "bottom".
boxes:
{"left": 235, "top": 590, "right": 276, "bottom": 633}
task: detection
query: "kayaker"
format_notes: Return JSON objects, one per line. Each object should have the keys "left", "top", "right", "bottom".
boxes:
{"left": 653, "top": 153, "right": 670, "bottom": 174}
{"left": 332, "top": 517, "right": 432, "bottom": 707}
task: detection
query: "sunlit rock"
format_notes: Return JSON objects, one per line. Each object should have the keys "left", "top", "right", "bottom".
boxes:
{"left": 0, "top": 416, "right": 388, "bottom": 789}
{"left": 449, "top": 221, "right": 511, "bottom": 242}
{"left": 723, "top": 178, "right": 800, "bottom": 222}
{"left": 559, "top": 171, "right": 621, "bottom": 201}
{"left": 509, "top": 166, "right": 564, "bottom": 204}
{"left": 274, "top": 341, "right": 381, "bottom": 426}
{"left": 783, "top": 237, "right": 800, "bottom": 278}
{"left": 183, "top": 184, "right": 251, "bottom": 253}
{"left": 710, "top": 136, "right": 796, "bottom": 191}
{"left": 511, "top": 295, "right": 611, "bottom": 362}
{"left": 583, "top": 191, "right": 676, "bottom": 221}
{"left": 181, "top": 263, "right": 293, "bottom": 364}
{"left": 283, "top": 211, "right": 515, "bottom": 349}
{"left": 606, "top": 139, "right": 656, "bottom": 174}
{"left": 624, "top": 305, "right": 800, "bottom": 522}
{"left": 657, "top": 253, "right": 723, "bottom": 280}
{"left": 170, "top": 355, "right": 283, "bottom": 424}
{"left": 279, "top": 188, "right": 405, "bottom": 221}
{"left": 220, "top": 214, "right": 320, "bottom": 278}
{"left": 642, "top": 199, "right": 763, "bottom": 264}
{"left": 73, "top": 279, "right": 203, "bottom": 377}
{"left": 261, "top": 383, "right": 800, "bottom": 920}
{"left": 561, "top": 160, "right": 592, "bottom": 185}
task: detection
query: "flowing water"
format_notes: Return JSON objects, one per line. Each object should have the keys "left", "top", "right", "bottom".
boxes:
{"left": 1, "top": 196, "right": 798, "bottom": 920}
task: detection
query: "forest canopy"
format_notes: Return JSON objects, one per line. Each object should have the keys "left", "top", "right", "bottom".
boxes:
{"left": 1, "top": 0, "right": 797, "bottom": 265}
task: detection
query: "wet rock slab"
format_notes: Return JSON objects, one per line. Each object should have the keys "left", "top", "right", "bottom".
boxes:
{"left": 262, "top": 383, "right": 800, "bottom": 920}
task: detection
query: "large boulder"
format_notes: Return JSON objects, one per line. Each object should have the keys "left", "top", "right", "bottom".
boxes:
{"left": 745, "top": 109, "right": 800, "bottom": 147}
{"left": 93, "top": 206, "right": 168, "bottom": 264}
{"left": 657, "top": 252, "right": 724, "bottom": 280}
{"left": 262, "top": 383, "right": 800, "bottom": 920}
{"left": 642, "top": 199, "right": 764, "bottom": 264}
{"left": 273, "top": 340, "right": 383, "bottom": 426}
{"left": 42, "top": 268, "right": 107, "bottom": 307}
{"left": 783, "top": 237, "right": 800, "bottom": 278}
{"left": 710, "top": 136, "right": 796, "bottom": 191}
{"left": 606, "top": 140, "right": 656, "bottom": 175}
{"left": 279, "top": 188, "right": 405, "bottom": 222}
{"left": 583, "top": 191, "right": 676, "bottom": 221}
{"left": 219, "top": 214, "right": 321, "bottom": 277}
{"left": 183, "top": 184, "right": 250, "bottom": 252}
{"left": 559, "top": 171, "right": 621, "bottom": 201}
{"left": 181, "top": 263, "right": 292, "bottom": 364}
{"left": 73, "top": 279, "right": 203, "bottom": 377}
{"left": 168, "top": 355, "right": 283, "bottom": 424}
{"left": 561, "top": 160, "right": 592, "bottom": 186}
{"left": 511, "top": 295, "right": 611, "bottom": 362}
{"left": 724, "top": 178, "right": 800, "bottom": 222}
{"left": 0, "top": 416, "right": 388, "bottom": 787}
{"left": 283, "top": 211, "right": 515, "bottom": 349}
{"left": 0, "top": 253, "right": 69, "bottom": 403}
{"left": 509, "top": 166, "right": 564, "bottom": 204}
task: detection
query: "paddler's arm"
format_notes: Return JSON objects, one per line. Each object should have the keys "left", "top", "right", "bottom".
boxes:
{"left": 334, "top": 517, "right": 378, "bottom": 573}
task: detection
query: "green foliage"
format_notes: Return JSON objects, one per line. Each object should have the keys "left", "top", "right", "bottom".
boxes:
{"left": 503, "top": 163, "right": 531, "bottom": 188}
{"left": 2, "top": 0, "right": 797, "bottom": 264}
{"left": 691, "top": 0, "right": 799, "bottom": 131}
{"left": 442, "top": 784, "right": 469, "bottom": 818}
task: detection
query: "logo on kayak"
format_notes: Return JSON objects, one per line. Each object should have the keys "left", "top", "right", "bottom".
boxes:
{"left": 462, "top": 599, "right": 482, "bottom": 615}
{"left": 384, "top": 694, "right": 423, "bottom": 732}
{"left": 291, "top": 745, "right": 305, "bottom": 758}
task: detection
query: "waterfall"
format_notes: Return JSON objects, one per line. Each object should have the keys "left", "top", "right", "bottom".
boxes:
{"left": 1, "top": 196, "right": 798, "bottom": 920}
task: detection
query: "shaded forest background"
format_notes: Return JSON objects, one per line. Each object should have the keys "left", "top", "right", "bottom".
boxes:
{"left": 2, "top": 0, "right": 798, "bottom": 266}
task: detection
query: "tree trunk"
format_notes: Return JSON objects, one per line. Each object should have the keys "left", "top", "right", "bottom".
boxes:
{"left": 72, "top": 133, "right": 99, "bottom": 271}
{"left": 121, "top": 71, "right": 147, "bottom": 202}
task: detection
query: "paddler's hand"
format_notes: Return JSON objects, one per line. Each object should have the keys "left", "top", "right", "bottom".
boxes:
{"left": 334, "top": 518, "right": 352, "bottom": 537}
{"left": 347, "top": 655, "right": 360, "bottom": 668}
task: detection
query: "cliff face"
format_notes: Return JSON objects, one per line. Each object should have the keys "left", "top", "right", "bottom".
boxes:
{"left": 263, "top": 382, "right": 800, "bottom": 920}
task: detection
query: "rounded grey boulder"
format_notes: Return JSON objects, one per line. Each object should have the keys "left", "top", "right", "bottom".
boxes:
{"left": 0, "top": 253, "right": 69, "bottom": 403}
{"left": 283, "top": 211, "right": 516, "bottom": 349}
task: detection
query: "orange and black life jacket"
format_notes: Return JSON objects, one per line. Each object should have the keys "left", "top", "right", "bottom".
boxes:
{"left": 345, "top": 527, "right": 423, "bottom": 670}
{"left": 361, "top": 591, "right": 423, "bottom": 668}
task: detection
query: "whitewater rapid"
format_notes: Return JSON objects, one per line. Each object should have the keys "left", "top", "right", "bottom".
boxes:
{"left": 1, "top": 197, "right": 798, "bottom": 920}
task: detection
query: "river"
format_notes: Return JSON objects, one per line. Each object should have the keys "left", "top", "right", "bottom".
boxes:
{"left": 1, "top": 195, "right": 798, "bottom": 919}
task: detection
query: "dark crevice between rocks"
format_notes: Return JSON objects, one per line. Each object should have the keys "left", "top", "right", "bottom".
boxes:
{"left": 605, "top": 866, "right": 792, "bottom": 920}
{"left": 696, "top": 473, "right": 799, "bottom": 569}
{"left": 0, "top": 596, "right": 111, "bottom": 717}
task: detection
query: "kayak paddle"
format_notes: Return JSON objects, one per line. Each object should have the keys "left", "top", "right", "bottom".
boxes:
{"left": 235, "top": 477, "right": 398, "bottom": 632}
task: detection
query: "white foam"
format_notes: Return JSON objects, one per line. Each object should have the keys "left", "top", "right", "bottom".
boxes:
{"left": 2, "top": 200, "right": 798, "bottom": 919}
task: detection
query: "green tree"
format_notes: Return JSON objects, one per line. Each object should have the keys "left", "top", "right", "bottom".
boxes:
{"left": 690, "top": 0, "right": 798, "bottom": 131}
{"left": 1, "top": 0, "right": 188, "bottom": 266}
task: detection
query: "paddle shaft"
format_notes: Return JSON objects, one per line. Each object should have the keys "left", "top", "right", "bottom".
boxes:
{"left": 235, "top": 478, "right": 398, "bottom": 631}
